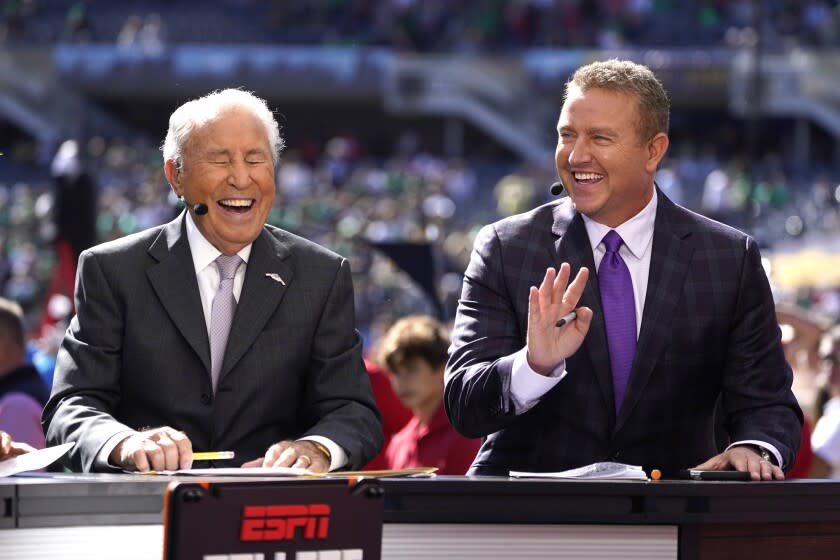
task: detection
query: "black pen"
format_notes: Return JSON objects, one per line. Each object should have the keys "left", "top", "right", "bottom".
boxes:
{"left": 679, "top": 469, "right": 751, "bottom": 481}
{"left": 555, "top": 311, "right": 577, "bottom": 327}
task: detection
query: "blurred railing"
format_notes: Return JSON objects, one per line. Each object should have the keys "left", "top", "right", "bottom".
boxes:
{"left": 383, "top": 55, "right": 556, "bottom": 170}
{"left": 731, "top": 49, "right": 840, "bottom": 140}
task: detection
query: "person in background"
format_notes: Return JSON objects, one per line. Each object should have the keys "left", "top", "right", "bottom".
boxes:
{"left": 378, "top": 315, "right": 480, "bottom": 474}
{"left": 445, "top": 59, "right": 802, "bottom": 480}
{"left": 43, "top": 89, "right": 381, "bottom": 473}
{"left": 0, "top": 297, "right": 48, "bottom": 450}
{"left": 811, "top": 325, "right": 840, "bottom": 478}
{"left": 363, "top": 358, "right": 412, "bottom": 471}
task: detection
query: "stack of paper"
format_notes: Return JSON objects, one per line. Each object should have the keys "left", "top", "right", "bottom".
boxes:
{"left": 510, "top": 461, "right": 648, "bottom": 480}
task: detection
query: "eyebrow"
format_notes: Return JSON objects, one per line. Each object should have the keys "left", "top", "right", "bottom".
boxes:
{"left": 205, "top": 149, "right": 231, "bottom": 159}
{"left": 556, "top": 125, "right": 618, "bottom": 137}
{"left": 204, "top": 149, "right": 269, "bottom": 159}
{"left": 586, "top": 127, "right": 618, "bottom": 137}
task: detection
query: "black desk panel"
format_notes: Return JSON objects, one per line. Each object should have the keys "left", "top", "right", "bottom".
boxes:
{"left": 2, "top": 474, "right": 839, "bottom": 559}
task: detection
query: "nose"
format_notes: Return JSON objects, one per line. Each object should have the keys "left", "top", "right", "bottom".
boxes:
{"left": 228, "top": 159, "right": 251, "bottom": 189}
{"left": 566, "top": 137, "right": 591, "bottom": 167}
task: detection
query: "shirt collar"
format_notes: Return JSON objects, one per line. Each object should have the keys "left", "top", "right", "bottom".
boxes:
{"left": 581, "top": 188, "right": 657, "bottom": 259}
{"left": 184, "top": 211, "right": 252, "bottom": 274}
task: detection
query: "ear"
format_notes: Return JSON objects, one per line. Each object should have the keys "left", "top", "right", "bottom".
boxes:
{"left": 645, "top": 132, "right": 669, "bottom": 173}
{"left": 164, "top": 159, "right": 181, "bottom": 196}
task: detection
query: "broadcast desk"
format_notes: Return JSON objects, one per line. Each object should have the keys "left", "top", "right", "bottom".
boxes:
{"left": 2, "top": 474, "right": 839, "bottom": 560}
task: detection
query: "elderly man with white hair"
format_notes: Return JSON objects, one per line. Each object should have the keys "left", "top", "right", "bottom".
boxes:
{"left": 43, "top": 89, "right": 382, "bottom": 473}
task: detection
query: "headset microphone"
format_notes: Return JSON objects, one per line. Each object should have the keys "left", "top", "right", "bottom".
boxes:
{"left": 181, "top": 196, "right": 209, "bottom": 216}
{"left": 550, "top": 181, "right": 565, "bottom": 196}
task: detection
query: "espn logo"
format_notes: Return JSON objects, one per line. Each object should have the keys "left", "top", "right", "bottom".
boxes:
{"left": 240, "top": 504, "right": 331, "bottom": 542}
{"left": 204, "top": 551, "right": 362, "bottom": 560}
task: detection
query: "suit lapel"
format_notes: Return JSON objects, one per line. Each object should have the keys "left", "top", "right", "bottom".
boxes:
{"left": 219, "top": 228, "right": 293, "bottom": 383}
{"left": 147, "top": 216, "right": 211, "bottom": 373}
{"left": 552, "top": 204, "right": 615, "bottom": 417}
{"left": 615, "top": 193, "right": 693, "bottom": 432}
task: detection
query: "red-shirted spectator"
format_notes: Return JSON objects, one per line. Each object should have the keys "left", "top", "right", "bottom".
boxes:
{"left": 787, "top": 414, "right": 814, "bottom": 478}
{"left": 377, "top": 315, "right": 480, "bottom": 474}
{"left": 363, "top": 359, "right": 412, "bottom": 470}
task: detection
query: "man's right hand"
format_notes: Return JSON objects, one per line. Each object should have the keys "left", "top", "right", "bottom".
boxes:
{"left": 526, "top": 263, "right": 592, "bottom": 375}
{"left": 110, "top": 427, "right": 193, "bottom": 472}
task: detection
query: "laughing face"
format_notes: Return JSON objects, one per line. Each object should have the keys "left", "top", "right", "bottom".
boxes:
{"left": 555, "top": 85, "right": 668, "bottom": 228}
{"left": 166, "top": 106, "right": 276, "bottom": 255}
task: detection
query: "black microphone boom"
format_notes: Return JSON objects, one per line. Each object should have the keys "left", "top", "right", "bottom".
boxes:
{"left": 181, "top": 196, "right": 209, "bottom": 215}
{"left": 550, "top": 181, "right": 565, "bottom": 196}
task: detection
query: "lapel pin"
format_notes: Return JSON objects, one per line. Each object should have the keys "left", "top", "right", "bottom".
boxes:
{"left": 265, "top": 273, "right": 286, "bottom": 286}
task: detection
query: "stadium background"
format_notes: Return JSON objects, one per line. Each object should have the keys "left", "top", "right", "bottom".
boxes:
{"left": 1, "top": 1, "right": 839, "bottom": 397}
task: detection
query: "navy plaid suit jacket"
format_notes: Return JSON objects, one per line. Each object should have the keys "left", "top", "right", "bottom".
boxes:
{"left": 445, "top": 191, "right": 802, "bottom": 476}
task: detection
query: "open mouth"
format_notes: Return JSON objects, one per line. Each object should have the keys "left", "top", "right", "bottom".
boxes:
{"left": 218, "top": 199, "right": 255, "bottom": 214}
{"left": 573, "top": 172, "right": 604, "bottom": 185}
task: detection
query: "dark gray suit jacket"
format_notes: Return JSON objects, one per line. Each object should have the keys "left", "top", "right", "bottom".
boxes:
{"left": 43, "top": 214, "right": 382, "bottom": 472}
{"left": 445, "top": 192, "right": 802, "bottom": 476}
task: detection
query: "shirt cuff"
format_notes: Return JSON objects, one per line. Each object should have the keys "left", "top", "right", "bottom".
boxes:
{"left": 726, "top": 439, "right": 784, "bottom": 470}
{"left": 299, "top": 435, "right": 347, "bottom": 472}
{"left": 510, "top": 346, "right": 567, "bottom": 415}
{"left": 95, "top": 430, "right": 137, "bottom": 471}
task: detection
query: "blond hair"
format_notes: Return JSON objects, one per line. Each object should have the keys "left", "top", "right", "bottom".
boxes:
{"left": 565, "top": 59, "right": 669, "bottom": 143}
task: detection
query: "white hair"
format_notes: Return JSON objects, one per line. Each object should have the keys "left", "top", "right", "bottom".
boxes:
{"left": 161, "top": 89, "right": 284, "bottom": 169}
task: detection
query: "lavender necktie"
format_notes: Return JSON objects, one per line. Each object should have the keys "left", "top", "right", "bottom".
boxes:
{"left": 598, "top": 230, "right": 637, "bottom": 414}
{"left": 210, "top": 254, "right": 243, "bottom": 393}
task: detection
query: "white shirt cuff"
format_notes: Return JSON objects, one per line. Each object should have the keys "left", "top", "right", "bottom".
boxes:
{"left": 299, "top": 435, "right": 347, "bottom": 471}
{"left": 510, "top": 346, "right": 567, "bottom": 415}
{"left": 97, "top": 430, "right": 137, "bottom": 471}
{"left": 726, "top": 439, "right": 784, "bottom": 470}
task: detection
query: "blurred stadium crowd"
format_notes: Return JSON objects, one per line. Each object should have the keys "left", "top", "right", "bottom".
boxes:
{"left": 3, "top": 0, "right": 840, "bottom": 49}
{"left": 2, "top": 1, "right": 840, "bottom": 475}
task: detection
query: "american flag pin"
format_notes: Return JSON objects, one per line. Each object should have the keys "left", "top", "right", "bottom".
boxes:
{"left": 265, "top": 273, "right": 286, "bottom": 286}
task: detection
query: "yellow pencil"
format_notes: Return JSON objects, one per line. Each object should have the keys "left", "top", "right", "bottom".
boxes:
{"left": 193, "top": 451, "right": 235, "bottom": 461}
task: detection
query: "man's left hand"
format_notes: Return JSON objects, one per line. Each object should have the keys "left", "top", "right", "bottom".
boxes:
{"left": 693, "top": 445, "right": 784, "bottom": 481}
{"left": 0, "top": 431, "right": 35, "bottom": 462}
{"left": 242, "top": 440, "right": 330, "bottom": 473}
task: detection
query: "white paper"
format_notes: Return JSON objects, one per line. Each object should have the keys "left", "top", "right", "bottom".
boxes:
{"left": 510, "top": 461, "right": 648, "bottom": 480}
{"left": 136, "top": 466, "right": 309, "bottom": 476}
{"left": 0, "top": 442, "right": 75, "bottom": 477}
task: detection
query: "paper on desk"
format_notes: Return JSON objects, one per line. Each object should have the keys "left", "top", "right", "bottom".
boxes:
{"left": 510, "top": 461, "right": 648, "bottom": 480}
{"left": 326, "top": 467, "right": 438, "bottom": 478}
{"left": 0, "top": 442, "right": 75, "bottom": 477}
{"left": 137, "top": 466, "right": 309, "bottom": 476}
{"left": 136, "top": 466, "right": 438, "bottom": 478}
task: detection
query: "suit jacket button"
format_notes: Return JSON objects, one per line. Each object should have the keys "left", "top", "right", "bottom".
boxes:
{"left": 200, "top": 393, "right": 211, "bottom": 405}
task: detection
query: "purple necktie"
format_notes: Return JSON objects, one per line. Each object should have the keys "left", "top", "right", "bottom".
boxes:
{"left": 598, "top": 230, "right": 637, "bottom": 413}
{"left": 210, "top": 254, "right": 243, "bottom": 393}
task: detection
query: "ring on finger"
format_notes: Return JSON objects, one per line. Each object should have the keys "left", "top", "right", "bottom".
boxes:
{"left": 297, "top": 454, "right": 312, "bottom": 465}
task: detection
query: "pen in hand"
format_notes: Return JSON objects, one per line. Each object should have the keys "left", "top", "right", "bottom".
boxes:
{"left": 555, "top": 311, "right": 577, "bottom": 328}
